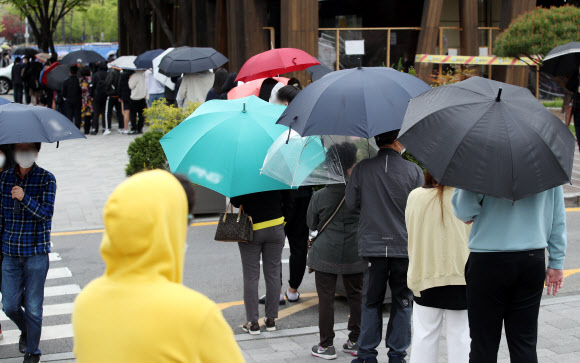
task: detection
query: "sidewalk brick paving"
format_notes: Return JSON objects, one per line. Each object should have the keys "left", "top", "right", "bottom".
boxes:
{"left": 37, "top": 132, "right": 135, "bottom": 232}
{"left": 235, "top": 294, "right": 580, "bottom": 363}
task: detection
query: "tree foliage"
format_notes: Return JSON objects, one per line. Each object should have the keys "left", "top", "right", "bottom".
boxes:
{"left": 495, "top": 5, "right": 580, "bottom": 64}
{"left": 53, "top": 0, "right": 118, "bottom": 44}
{"left": 0, "top": 0, "right": 89, "bottom": 52}
{"left": 0, "top": 13, "right": 24, "bottom": 42}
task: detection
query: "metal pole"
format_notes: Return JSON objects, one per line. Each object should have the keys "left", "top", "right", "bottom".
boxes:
{"left": 535, "top": 65, "right": 539, "bottom": 99}
{"left": 387, "top": 28, "right": 391, "bottom": 68}
{"left": 24, "top": 17, "right": 29, "bottom": 47}
{"left": 488, "top": 29, "right": 493, "bottom": 79}
{"left": 335, "top": 29, "right": 340, "bottom": 71}
{"left": 438, "top": 28, "right": 443, "bottom": 76}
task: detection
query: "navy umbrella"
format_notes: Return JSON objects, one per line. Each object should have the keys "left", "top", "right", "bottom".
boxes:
{"left": 0, "top": 97, "right": 10, "bottom": 106}
{"left": 307, "top": 61, "right": 333, "bottom": 81}
{"left": 158, "top": 46, "right": 228, "bottom": 77}
{"left": 134, "top": 49, "right": 164, "bottom": 69}
{"left": 398, "top": 76, "right": 576, "bottom": 201}
{"left": 542, "top": 42, "right": 580, "bottom": 78}
{"left": 0, "top": 103, "right": 86, "bottom": 144}
{"left": 277, "top": 67, "right": 431, "bottom": 137}
{"left": 60, "top": 50, "right": 105, "bottom": 65}
{"left": 46, "top": 64, "right": 70, "bottom": 91}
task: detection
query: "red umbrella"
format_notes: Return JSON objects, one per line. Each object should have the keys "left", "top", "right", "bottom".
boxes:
{"left": 228, "top": 77, "right": 290, "bottom": 100}
{"left": 235, "top": 48, "right": 320, "bottom": 83}
{"left": 41, "top": 61, "right": 60, "bottom": 86}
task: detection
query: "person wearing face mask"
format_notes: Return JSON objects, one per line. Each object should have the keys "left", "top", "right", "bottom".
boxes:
{"left": 73, "top": 171, "right": 244, "bottom": 363}
{"left": 346, "top": 130, "right": 424, "bottom": 363}
{"left": 0, "top": 142, "right": 56, "bottom": 363}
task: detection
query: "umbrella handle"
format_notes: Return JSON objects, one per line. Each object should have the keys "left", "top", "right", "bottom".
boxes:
{"left": 286, "top": 127, "right": 292, "bottom": 144}
{"left": 496, "top": 88, "right": 502, "bottom": 102}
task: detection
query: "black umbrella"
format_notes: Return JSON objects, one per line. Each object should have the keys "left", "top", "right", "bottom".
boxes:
{"left": 398, "top": 76, "right": 576, "bottom": 201}
{"left": 158, "top": 46, "right": 228, "bottom": 77}
{"left": 60, "top": 50, "right": 105, "bottom": 65}
{"left": 277, "top": 67, "right": 431, "bottom": 138}
{"left": 0, "top": 103, "right": 85, "bottom": 144}
{"left": 46, "top": 64, "right": 70, "bottom": 91}
{"left": 134, "top": 49, "right": 164, "bottom": 69}
{"left": 12, "top": 47, "right": 38, "bottom": 57}
{"left": 306, "top": 61, "right": 333, "bottom": 81}
{"left": 541, "top": 42, "right": 580, "bottom": 78}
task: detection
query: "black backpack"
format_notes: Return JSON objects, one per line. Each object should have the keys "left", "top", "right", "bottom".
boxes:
{"left": 105, "top": 69, "right": 119, "bottom": 97}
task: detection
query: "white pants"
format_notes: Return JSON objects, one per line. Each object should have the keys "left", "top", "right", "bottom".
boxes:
{"left": 410, "top": 303, "right": 470, "bottom": 363}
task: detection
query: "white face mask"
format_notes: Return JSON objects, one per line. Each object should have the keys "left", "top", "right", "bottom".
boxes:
{"left": 15, "top": 151, "right": 37, "bottom": 169}
{"left": 0, "top": 154, "right": 5, "bottom": 169}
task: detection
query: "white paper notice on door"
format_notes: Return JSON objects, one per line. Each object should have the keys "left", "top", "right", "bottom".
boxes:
{"left": 345, "top": 40, "right": 365, "bottom": 55}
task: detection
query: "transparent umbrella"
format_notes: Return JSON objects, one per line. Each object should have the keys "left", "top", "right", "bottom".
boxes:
{"left": 261, "top": 132, "right": 378, "bottom": 187}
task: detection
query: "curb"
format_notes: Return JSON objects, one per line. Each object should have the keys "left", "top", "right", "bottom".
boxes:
{"left": 234, "top": 293, "right": 580, "bottom": 342}
{"left": 565, "top": 193, "right": 580, "bottom": 208}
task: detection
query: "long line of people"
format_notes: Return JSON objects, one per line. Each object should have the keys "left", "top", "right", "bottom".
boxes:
{"left": 213, "top": 78, "right": 567, "bottom": 363}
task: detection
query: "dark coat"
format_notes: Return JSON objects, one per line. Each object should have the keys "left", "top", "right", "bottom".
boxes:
{"left": 62, "top": 75, "right": 82, "bottom": 103}
{"left": 11, "top": 63, "right": 23, "bottom": 85}
{"left": 307, "top": 184, "right": 365, "bottom": 275}
{"left": 91, "top": 69, "right": 108, "bottom": 101}
{"left": 117, "top": 71, "right": 132, "bottom": 103}
{"left": 345, "top": 148, "right": 424, "bottom": 258}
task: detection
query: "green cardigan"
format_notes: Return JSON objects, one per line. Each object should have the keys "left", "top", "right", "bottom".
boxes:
{"left": 306, "top": 184, "right": 365, "bottom": 275}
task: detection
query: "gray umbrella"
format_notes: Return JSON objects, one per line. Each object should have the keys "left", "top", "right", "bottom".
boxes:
{"left": 398, "top": 76, "right": 576, "bottom": 201}
{"left": 277, "top": 67, "right": 431, "bottom": 138}
{"left": 0, "top": 103, "right": 86, "bottom": 144}
{"left": 46, "top": 64, "right": 70, "bottom": 91}
{"left": 541, "top": 42, "right": 580, "bottom": 78}
{"left": 158, "top": 46, "right": 228, "bottom": 77}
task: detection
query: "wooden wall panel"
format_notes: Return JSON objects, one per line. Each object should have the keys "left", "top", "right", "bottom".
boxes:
{"left": 460, "top": 0, "right": 479, "bottom": 56}
{"left": 226, "top": 0, "right": 269, "bottom": 72}
{"left": 281, "top": 0, "right": 318, "bottom": 84}
{"left": 416, "top": 0, "right": 444, "bottom": 82}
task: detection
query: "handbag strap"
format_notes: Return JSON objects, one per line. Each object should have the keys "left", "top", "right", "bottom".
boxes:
{"left": 311, "top": 196, "right": 345, "bottom": 244}
{"left": 222, "top": 203, "right": 234, "bottom": 222}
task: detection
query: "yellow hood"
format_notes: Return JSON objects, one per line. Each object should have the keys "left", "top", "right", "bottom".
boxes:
{"left": 100, "top": 170, "right": 188, "bottom": 283}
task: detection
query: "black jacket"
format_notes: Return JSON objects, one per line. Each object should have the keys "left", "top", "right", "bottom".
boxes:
{"left": 117, "top": 71, "right": 132, "bottom": 102}
{"left": 11, "top": 64, "right": 23, "bottom": 85}
{"left": 91, "top": 70, "right": 108, "bottom": 101}
{"left": 231, "top": 191, "right": 293, "bottom": 225}
{"left": 62, "top": 75, "right": 82, "bottom": 103}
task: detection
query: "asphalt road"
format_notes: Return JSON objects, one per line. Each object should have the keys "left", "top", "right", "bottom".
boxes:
{"left": 1, "top": 211, "right": 579, "bottom": 360}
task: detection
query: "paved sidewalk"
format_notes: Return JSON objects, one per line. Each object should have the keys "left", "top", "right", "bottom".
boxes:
{"left": 235, "top": 294, "right": 580, "bottom": 363}
{"left": 37, "top": 131, "right": 135, "bottom": 232}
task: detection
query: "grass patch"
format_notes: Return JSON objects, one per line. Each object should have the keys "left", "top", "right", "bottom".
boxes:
{"left": 570, "top": 124, "right": 576, "bottom": 138}
{"left": 542, "top": 98, "right": 563, "bottom": 108}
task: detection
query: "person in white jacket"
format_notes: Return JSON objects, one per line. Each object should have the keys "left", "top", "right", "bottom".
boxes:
{"left": 128, "top": 70, "right": 147, "bottom": 134}
{"left": 176, "top": 71, "right": 215, "bottom": 108}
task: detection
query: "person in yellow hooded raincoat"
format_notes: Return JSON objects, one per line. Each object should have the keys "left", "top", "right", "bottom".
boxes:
{"left": 72, "top": 170, "right": 244, "bottom": 363}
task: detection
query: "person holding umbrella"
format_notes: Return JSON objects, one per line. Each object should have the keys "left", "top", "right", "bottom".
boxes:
{"left": 11, "top": 57, "right": 24, "bottom": 104}
{"left": 346, "top": 130, "right": 424, "bottom": 363}
{"left": 0, "top": 144, "right": 15, "bottom": 339}
{"left": 117, "top": 69, "right": 134, "bottom": 134}
{"left": 128, "top": 69, "right": 147, "bottom": 134}
{"left": 62, "top": 65, "right": 83, "bottom": 129}
{"left": 397, "top": 76, "right": 575, "bottom": 363}
{"left": 0, "top": 142, "right": 56, "bottom": 363}
{"left": 176, "top": 71, "right": 214, "bottom": 107}
{"left": 90, "top": 62, "right": 109, "bottom": 135}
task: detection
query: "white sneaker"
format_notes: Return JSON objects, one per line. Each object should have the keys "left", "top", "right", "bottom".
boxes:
{"left": 118, "top": 128, "right": 124, "bottom": 134}
{"left": 103, "top": 129, "right": 111, "bottom": 136}
{"left": 122, "top": 130, "right": 130, "bottom": 134}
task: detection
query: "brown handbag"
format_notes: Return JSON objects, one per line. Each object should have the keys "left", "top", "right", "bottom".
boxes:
{"left": 214, "top": 203, "right": 254, "bottom": 243}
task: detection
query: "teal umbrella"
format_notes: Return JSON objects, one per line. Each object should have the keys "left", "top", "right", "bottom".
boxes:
{"left": 160, "top": 96, "right": 291, "bottom": 197}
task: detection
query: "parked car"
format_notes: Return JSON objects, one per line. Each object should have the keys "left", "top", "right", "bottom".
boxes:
{"left": 0, "top": 63, "right": 12, "bottom": 95}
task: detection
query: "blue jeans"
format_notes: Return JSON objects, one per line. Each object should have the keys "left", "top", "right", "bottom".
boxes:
{"left": 2, "top": 254, "right": 50, "bottom": 355}
{"left": 13, "top": 83, "right": 23, "bottom": 104}
{"left": 148, "top": 93, "right": 164, "bottom": 106}
{"left": 358, "top": 257, "right": 412, "bottom": 360}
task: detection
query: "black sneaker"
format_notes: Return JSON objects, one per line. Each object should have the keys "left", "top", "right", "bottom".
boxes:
{"left": 242, "top": 321, "right": 261, "bottom": 335}
{"left": 312, "top": 345, "right": 337, "bottom": 360}
{"left": 128, "top": 130, "right": 137, "bottom": 135}
{"left": 90, "top": 130, "right": 97, "bottom": 135}
{"left": 23, "top": 353, "right": 40, "bottom": 363}
{"left": 259, "top": 294, "right": 286, "bottom": 305}
{"left": 343, "top": 339, "right": 358, "bottom": 356}
{"left": 388, "top": 356, "right": 406, "bottom": 363}
{"left": 18, "top": 333, "right": 27, "bottom": 354}
{"left": 265, "top": 318, "right": 276, "bottom": 332}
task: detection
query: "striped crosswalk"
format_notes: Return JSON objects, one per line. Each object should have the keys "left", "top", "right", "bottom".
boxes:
{"left": 0, "top": 250, "right": 79, "bottom": 356}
